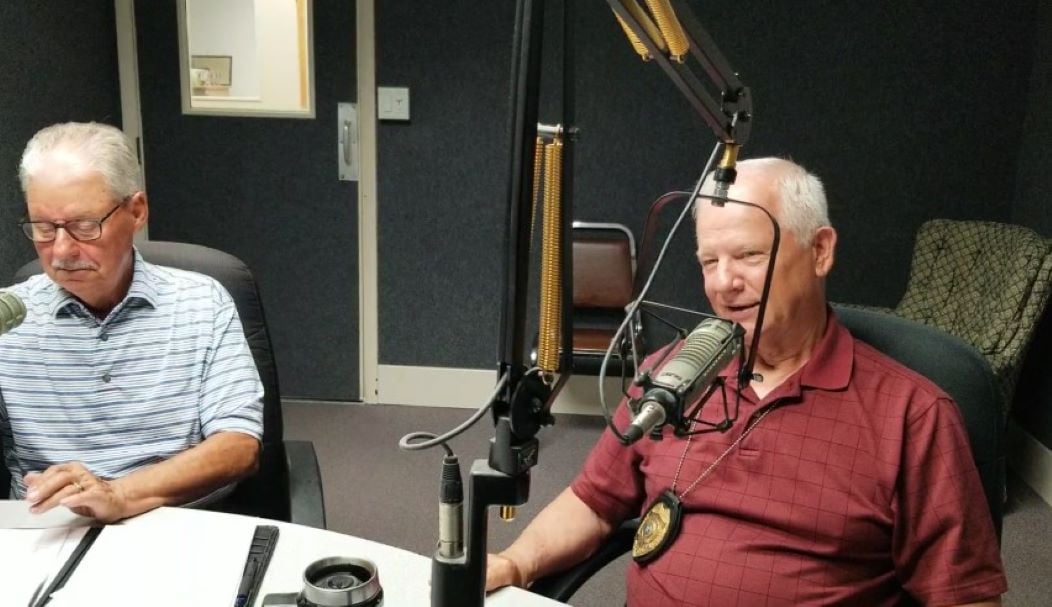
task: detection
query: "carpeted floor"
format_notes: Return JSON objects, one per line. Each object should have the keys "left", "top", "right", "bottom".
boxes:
{"left": 284, "top": 401, "right": 1052, "bottom": 606}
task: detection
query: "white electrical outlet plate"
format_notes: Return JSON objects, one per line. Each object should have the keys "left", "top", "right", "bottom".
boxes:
{"left": 378, "top": 86, "right": 410, "bottom": 121}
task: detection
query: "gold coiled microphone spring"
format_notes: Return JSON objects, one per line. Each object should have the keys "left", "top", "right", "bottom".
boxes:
{"left": 529, "top": 136, "right": 544, "bottom": 245}
{"left": 645, "top": 0, "right": 688, "bottom": 61}
{"left": 615, "top": 13, "right": 656, "bottom": 61}
{"left": 612, "top": 0, "right": 688, "bottom": 63}
{"left": 536, "top": 137, "right": 563, "bottom": 378}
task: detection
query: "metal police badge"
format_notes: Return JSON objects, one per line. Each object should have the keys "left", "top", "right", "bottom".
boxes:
{"left": 632, "top": 490, "right": 683, "bottom": 564}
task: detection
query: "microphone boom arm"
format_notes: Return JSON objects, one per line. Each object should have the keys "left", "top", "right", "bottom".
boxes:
{"left": 606, "top": 0, "right": 753, "bottom": 147}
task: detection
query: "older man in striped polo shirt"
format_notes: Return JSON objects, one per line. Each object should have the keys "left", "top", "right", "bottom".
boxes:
{"left": 0, "top": 122, "right": 263, "bottom": 523}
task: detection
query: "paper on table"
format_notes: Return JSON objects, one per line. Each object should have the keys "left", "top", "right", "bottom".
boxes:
{"left": 0, "top": 499, "right": 94, "bottom": 529}
{"left": 51, "top": 507, "right": 257, "bottom": 607}
{"left": 0, "top": 527, "right": 90, "bottom": 606}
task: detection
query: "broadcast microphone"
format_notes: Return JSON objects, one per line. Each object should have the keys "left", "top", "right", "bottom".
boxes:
{"left": 624, "top": 317, "right": 743, "bottom": 443}
{"left": 0, "top": 292, "right": 26, "bottom": 336}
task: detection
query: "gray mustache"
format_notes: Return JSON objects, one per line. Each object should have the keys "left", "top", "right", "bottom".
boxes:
{"left": 51, "top": 260, "right": 96, "bottom": 271}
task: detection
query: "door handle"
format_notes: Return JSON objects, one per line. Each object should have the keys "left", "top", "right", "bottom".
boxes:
{"left": 338, "top": 102, "right": 358, "bottom": 181}
{"left": 343, "top": 120, "right": 354, "bottom": 165}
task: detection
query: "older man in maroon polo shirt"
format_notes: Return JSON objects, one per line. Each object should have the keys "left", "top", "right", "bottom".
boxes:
{"left": 486, "top": 158, "right": 1006, "bottom": 606}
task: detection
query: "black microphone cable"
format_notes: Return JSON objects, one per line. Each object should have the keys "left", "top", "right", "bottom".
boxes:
{"left": 398, "top": 371, "right": 511, "bottom": 561}
{"left": 595, "top": 142, "right": 721, "bottom": 442}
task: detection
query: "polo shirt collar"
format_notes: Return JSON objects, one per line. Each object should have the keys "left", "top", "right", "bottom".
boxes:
{"left": 125, "top": 247, "right": 162, "bottom": 307}
{"left": 798, "top": 307, "right": 853, "bottom": 390}
{"left": 716, "top": 306, "right": 853, "bottom": 394}
{"left": 49, "top": 247, "right": 160, "bottom": 318}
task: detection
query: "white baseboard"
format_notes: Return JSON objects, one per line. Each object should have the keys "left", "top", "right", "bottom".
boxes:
{"left": 1006, "top": 419, "right": 1052, "bottom": 508}
{"left": 375, "top": 364, "right": 624, "bottom": 416}
{"left": 282, "top": 398, "right": 358, "bottom": 407}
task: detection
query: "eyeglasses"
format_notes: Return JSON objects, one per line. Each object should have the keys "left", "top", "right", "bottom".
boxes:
{"left": 19, "top": 197, "right": 130, "bottom": 243}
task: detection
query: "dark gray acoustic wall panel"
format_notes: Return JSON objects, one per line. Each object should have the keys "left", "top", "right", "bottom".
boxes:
{"left": 0, "top": 2, "right": 122, "bottom": 283}
{"left": 1012, "top": 0, "right": 1052, "bottom": 451}
{"left": 376, "top": 2, "right": 517, "bottom": 368}
{"left": 573, "top": 0, "right": 1037, "bottom": 308}
{"left": 1014, "top": 0, "right": 1052, "bottom": 237}
{"left": 376, "top": 0, "right": 1037, "bottom": 369}
{"left": 135, "top": 0, "right": 359, "bottom": 400}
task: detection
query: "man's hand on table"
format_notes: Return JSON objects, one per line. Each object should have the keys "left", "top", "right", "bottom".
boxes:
{"left": 24, "top": 461, "right": 128, "bottom": 523}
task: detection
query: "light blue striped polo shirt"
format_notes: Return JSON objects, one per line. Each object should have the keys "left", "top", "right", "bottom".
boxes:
{"left": 0, "top": 248, "right": 264, "bottom": 498}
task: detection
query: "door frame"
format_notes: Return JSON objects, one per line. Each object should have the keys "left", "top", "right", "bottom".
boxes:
{"left": 356, "top": 0, "right": 379, "bottom": 402}
{"left": 114, "top": 0, "right": 148, "bottom": 240}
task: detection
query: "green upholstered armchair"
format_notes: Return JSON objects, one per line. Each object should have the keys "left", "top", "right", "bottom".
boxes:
{"left": 892, "top": 219, "right": 1052, "bottom": 416}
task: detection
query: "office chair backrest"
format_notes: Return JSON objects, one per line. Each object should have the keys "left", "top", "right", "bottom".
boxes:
{"left": 571, "top": 222, "right": 639, "bottom": 373}
{"left": 10, "top": 241, "right": 291, "bottom": 520}
{"left": 896, "top": 219, "right": 1052, "bottom": 411}
{"left": 572, "top": 222, "right": 635, "bottom": 311}
{"left": 0, "top": 432, "right": 7, "bottom": 497}
{"left": 635, "top": 192, "right": 690, "bottom": 291}
{"left": 833, "top": 305, "right": 1004, "bottom": 536}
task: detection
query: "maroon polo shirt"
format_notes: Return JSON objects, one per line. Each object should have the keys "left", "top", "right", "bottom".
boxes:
{"left": 571, "top": 313, "right": 1006, "bottom": 606}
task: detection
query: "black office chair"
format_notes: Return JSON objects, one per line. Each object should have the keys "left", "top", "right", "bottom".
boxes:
{"left": 530, "top": 305, "right": 1005, "bottom": 602}
{"left": 0, "top": 437, "right": 7, "bottom": 500}
{"left": 6, "top": 241, "right": 326, "bottom": 528}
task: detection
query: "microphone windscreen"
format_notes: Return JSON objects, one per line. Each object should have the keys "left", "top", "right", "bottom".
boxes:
{"left": 0, "top": 291, "right": 27, "bottom": 336}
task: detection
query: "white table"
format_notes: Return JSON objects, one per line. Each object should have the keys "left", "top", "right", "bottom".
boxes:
{"left": 33, "top": 507, "right": 564, "bottom": 607}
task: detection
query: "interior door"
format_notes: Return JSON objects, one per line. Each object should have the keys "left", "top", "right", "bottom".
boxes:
{"left": 131, "top": 0, "right": 360, "bottom": 401}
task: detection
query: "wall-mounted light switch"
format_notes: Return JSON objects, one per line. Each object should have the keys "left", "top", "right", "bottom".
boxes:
{"left": 378, "top": 86, "right": 410, "bottom": 121}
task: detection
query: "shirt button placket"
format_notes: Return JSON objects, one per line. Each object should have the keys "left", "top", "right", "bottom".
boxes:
{"left": 99, "top": 329, "right": 111, "bottom": 383}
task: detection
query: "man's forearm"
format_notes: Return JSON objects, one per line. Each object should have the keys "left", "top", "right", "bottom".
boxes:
{"left": 110, "top": 431, "right": 259, "bottom": 518}
{"left": 498, "top": 487, "right": 615, "bottom": 586}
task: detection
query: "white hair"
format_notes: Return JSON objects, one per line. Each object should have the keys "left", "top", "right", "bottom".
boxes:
{"left": 698, "top": 157, "right": 830, "bottom": 245}
{"left": 19, "top": 122, "right": 141, "bottom": 198}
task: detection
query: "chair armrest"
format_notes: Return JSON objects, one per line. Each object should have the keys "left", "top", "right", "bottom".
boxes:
{"left": 529, "top": 518, "right": 639, "bottom": 602}
{"left": 285, "top": 440, "right": 326, "bottom": 529}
